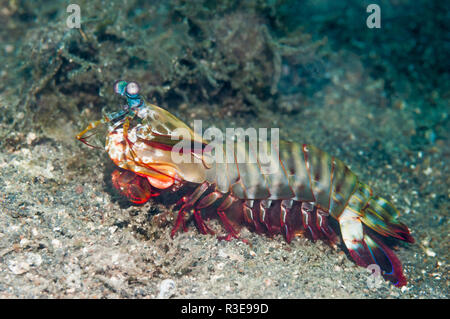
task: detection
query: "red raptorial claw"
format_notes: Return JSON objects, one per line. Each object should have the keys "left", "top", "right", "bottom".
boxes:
{"left": 111, "top": 169, "right": 153, "bottom": 204}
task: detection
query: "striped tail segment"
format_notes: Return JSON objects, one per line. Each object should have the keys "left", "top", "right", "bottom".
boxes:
{"left": 362, "top": 196, "right": 414, "bottom": 243}
{"left": 339, "top": 182, "right": 414, "bottom": 287}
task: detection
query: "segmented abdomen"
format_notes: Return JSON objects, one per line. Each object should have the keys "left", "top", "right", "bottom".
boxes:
{"left": 96, "top": 81, "right": 413, "bottom": 287}
{"left": 204, "top": 140, "right": 358, "bottom": 219}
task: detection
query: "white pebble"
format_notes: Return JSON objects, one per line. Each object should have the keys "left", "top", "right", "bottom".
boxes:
{"left": 216, "top": 262, "right": 225, "bottom": 271}
{"left": 5, "top": 44, "right": 14, "bottom": 53}
{"left": 425, "top": 248, "right": 436, "bottom": 257}
{"left": 20, "top": 238, "right": 30, "bottom": 247}
{"left": 26, "top": 132, "right": 37, "bottom": 145}
{"left": 109, "top": 226, "right": 118, "bottom": 234}
{"left": 8, "top": 259, "right": 30, "bottom": 275}
{"left": 52, "top": 239, "right": 62, "bottom": 249}
{"left": 26, "top": 252, "right": 42, "bottom": 267}
{"left": 158, "top": 279, "right": 176, "bottom": 299}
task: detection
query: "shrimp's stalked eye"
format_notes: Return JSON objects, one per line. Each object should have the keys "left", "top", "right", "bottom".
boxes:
{"left": 126, "top": 82, "right": 140, "bottom": 96}
{"left": 114, "top": 80, "right": 128, "bottom": 96}
{"left": 113, "top": 80, "right": 142, "bottom": 110}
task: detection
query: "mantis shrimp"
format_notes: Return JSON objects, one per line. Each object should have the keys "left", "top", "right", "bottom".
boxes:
{"left": 77, "top": 81, "right": 414, "bottom": 287}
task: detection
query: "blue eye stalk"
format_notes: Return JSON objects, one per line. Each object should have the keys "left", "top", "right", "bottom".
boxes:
{"left": 114, "top": 80, "right": 143, "bottom": 109}
{"left": 108, "top": 80, "right": 145, "bottom": 124}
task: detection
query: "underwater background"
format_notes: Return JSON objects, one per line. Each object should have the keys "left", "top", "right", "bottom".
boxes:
{"left": 0, "top": 0, "right": 448, "bottom": 298}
